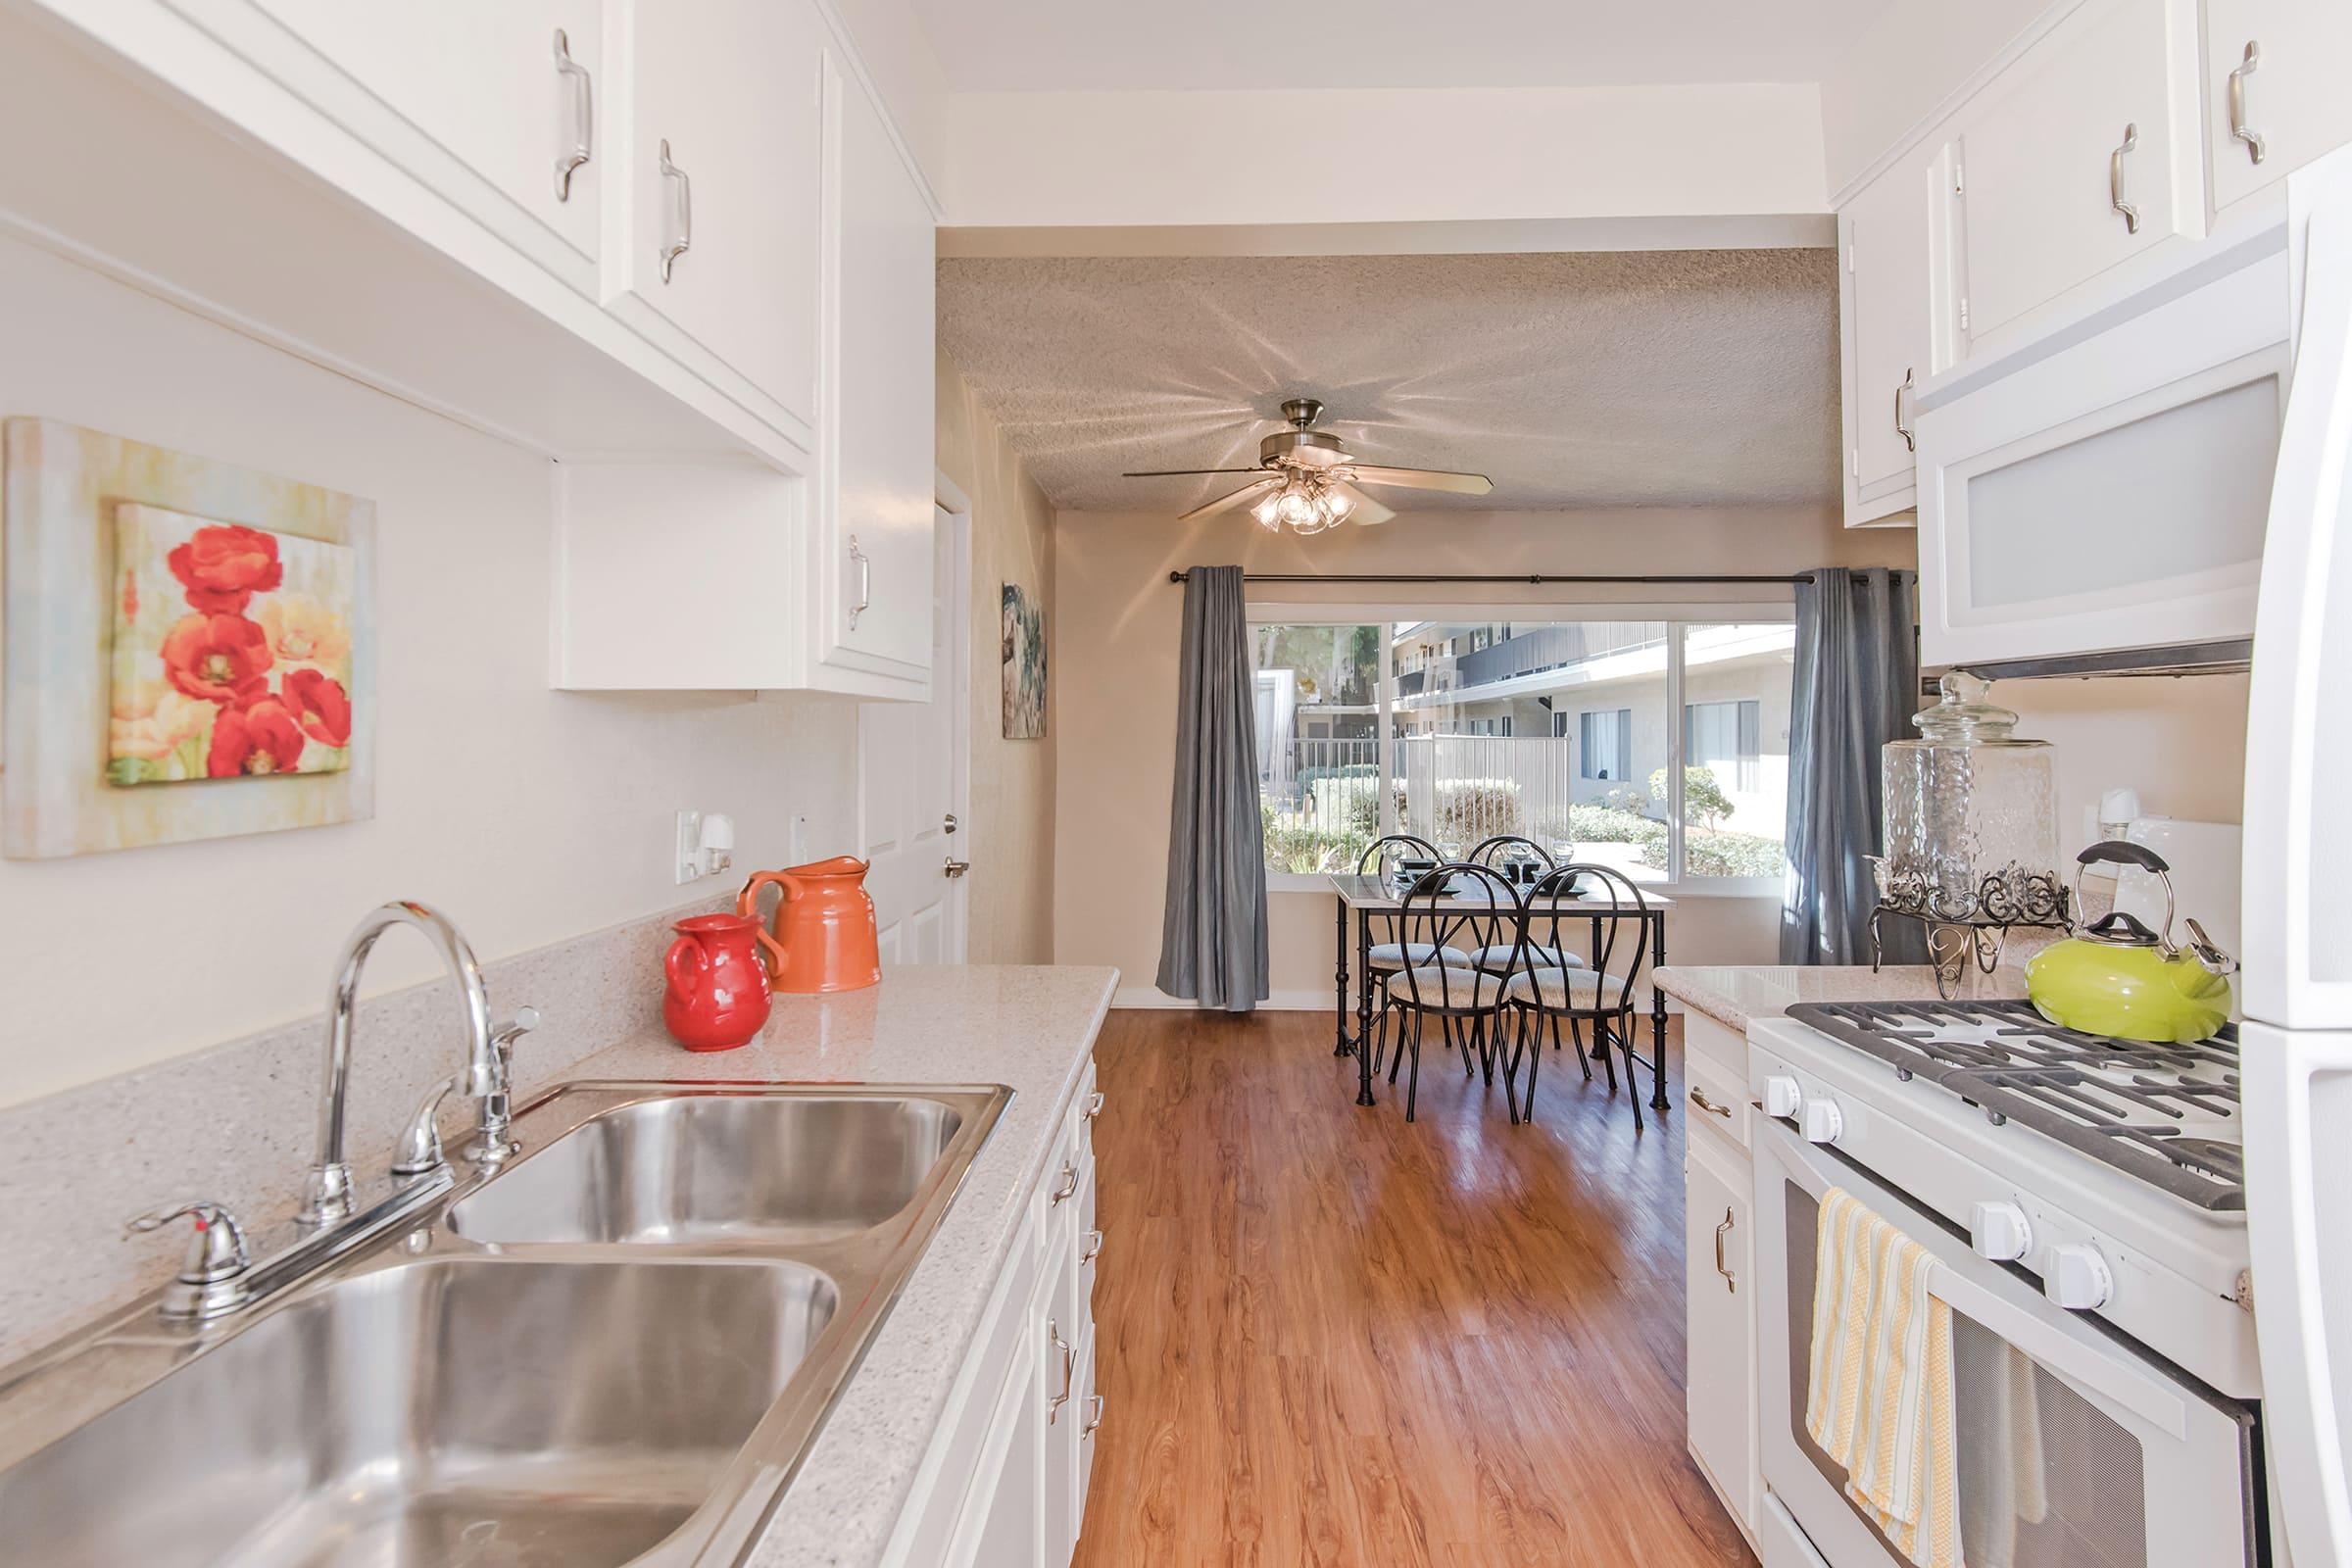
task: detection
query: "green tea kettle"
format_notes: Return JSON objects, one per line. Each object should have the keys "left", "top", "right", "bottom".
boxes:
{"left": 2025, "top": 841, "right": 2237, "bottom": 1042}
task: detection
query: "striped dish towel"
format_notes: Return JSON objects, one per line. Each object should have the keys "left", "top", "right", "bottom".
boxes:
{"left": 1804, "top": 1189, "right": 1963, "bottom": 1568}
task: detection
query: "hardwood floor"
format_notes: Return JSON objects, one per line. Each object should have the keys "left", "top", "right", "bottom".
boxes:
{"left": 1072, "top": 1008, "right": 1753, "bottom": 1568}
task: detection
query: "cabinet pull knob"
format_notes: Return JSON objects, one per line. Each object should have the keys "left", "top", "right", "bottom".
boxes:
{"left": 1689, "top": 1086, "right": 1734, "bottom": 1119}
{"left": 1084, "top": 1088, "right": 1105, "bottom": 1120}
{"left": 1050, "top": 1162, "right": 1079, "bottom": 1205}
{"left": 552, "top": 29, "right": 592, "bottom": 201}
{"left": 1082, "top": 1228, "right": 1103, "bottom": 1265}
{"left": 1048, "top": 1319, "right": 1075, "bottom": 1419}
{"left": 1892, "top": 367, "right": 1916, "bottom": 454}
{"left": 2229, "top": 41, "right": 2267, "bottom": 166}
{"left": 846, "top": 535, "right": 870, "bottom": 630}
{"left": 658, "top": 138, "right": 692, "bottom": 281}
{"left": 1714, "top": 1206, "right": 1737, "bottom": 1294}
{"left": 2109, "top": 122, "right": 2140, "bottom": 235}
{"left": 1083, "top": 1393, "right": 1105, "bottom": 1436}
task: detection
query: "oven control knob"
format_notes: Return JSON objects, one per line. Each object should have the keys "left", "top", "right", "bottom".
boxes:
{"left": 1970, "top": 1201, "right": 2033, "bottom": 1263}
{"left": 2045, "top": 1244, "right": 2114, "bottom": 1310}
{"left": 1763, "top": 1075, "right": 1804, "bottom": 1120}
{"left": 1800, "top": 1097, "right": 1844, "bottom": 1145}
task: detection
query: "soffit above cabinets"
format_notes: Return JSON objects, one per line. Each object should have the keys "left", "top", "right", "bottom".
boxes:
{"left": 937, "top": 249, "right": 1840, "bottom": 512}
{"left": 911, "top": 0, "right": 1893, "bottom": 92}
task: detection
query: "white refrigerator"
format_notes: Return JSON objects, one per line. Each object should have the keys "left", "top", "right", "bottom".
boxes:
{"left": 2245, "top": 138, "right": 2352, "bottom": 1568}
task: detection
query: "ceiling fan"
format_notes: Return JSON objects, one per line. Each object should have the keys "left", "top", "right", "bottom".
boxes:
{"left": 1123, "top": 398, "right": 1494, "bottom": 533}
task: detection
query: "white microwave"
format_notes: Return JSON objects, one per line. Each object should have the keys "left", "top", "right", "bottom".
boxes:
{"left": 1912, "top": 213, "right": 2290, "bottom": 671}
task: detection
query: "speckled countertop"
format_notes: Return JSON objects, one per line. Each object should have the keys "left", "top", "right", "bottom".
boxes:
{"left": 1654, "top": 962, "right": 2030, "bottom": 1034}
{"left": 559, "top": 964, "right": 1118, "bottom": 1568}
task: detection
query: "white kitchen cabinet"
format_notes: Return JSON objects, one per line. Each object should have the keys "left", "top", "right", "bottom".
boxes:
{"left": 608, "top": 0, "right": 826, "bottom": 440}
{"left": 880, "top": 1061, "right": 1101, "bottom": 1568}
{"left": 1946, "top": 0, "right": 2200, "bottom": 358}
{"left": 2205, "top": 0, "right": 2352, "bottom": 221}
{"left": 1838, "top": 156, "right": 1936, "bottom": 526}
{"left": 815, "top": 54, "right": 938, "bottom": 686}
{"left": 162, "top": 0, "right": 607, "bottom": 287}
{"left": 1681, "top": 1010, "right": 1759, "bottom": 1551}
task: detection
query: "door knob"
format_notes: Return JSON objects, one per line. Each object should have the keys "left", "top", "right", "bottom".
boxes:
{"left": 944, "top": 858, "right": 971, "bottom": 879}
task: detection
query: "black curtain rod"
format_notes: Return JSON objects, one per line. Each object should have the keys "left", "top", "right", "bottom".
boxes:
{"left": 1165, "top": 570, "right": 1815, "bottom": 586}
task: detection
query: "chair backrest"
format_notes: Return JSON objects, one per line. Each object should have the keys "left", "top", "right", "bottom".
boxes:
{"left": 1357, "top": 833, "right": 1440, "bottom": 887}
{"left": 1467, "top": 835, "right": 1556, "bottom": 887}
{"left": 1524, "top": 862, "right": 1651, "bottom": 1011}
{"left": 1395, "top": 861, "right": 1521, "bottom": 1012}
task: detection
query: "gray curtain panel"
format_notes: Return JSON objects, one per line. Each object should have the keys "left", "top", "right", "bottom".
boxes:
{"left": 1155, "top": 565, "right": 1271, "bottom": 1010}
{"left": 1780, "top": 566, "right": 1924, "bottom": 965}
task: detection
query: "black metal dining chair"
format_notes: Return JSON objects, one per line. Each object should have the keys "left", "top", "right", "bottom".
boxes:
{"left": 1382, "top": 862, "right": 1526, "bottom": 1123}
{"left": 1503, "top": 863, "right": 1653, "bottom": 1128}
{"left": 1464, "top": 835, "right": 1590, "bottom": 981}
{"left": 1354, "top": 832, "right": 1463, "bottom": 979}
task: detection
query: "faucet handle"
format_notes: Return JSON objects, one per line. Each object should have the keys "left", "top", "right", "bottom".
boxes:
{"left": 494, "top": 1005, "right": 540, "bottom": 1056}
{"left": 390, "top": 1071, "right": 466, "bottom": 1178}
{"left": 126, "top": 1201, "right": 251, "bottom": 1284}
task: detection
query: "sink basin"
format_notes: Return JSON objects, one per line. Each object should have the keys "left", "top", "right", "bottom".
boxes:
{"left": 447, "top": 1088, "right": 969, "bottom": 1248}
{"left": 0, "top": 1256, "right": 836, "bottom": 1567}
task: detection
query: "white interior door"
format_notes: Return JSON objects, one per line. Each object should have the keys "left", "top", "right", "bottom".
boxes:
{"left": 858, "top": 504, "right": 969, "bottom": 964}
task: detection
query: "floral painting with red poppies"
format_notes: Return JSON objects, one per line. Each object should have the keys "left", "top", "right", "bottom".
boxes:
{"left": 108, "top": 504, "right": 356, "bottom": 786}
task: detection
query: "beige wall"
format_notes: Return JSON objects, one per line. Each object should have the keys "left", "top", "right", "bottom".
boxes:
{"left": 937, "top": 350, "right": 1056, "bottom": 962}
{"left": 2001, "top": 673, "right": 2250, "bottom": 837}
{"left": 0, "top": 239, "right": 864, "bottom": 1107}
{"left": 1051, "top": 504, "right": 1915, "bottom": 1004}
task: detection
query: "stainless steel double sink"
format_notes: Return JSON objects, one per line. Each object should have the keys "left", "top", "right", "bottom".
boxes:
{"left": 0, "top": 1081, "right": 1010, "bottom": 1567}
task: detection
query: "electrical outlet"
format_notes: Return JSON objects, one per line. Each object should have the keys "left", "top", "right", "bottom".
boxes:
{"left": 675, "top": 810, "right": 705, "bottom": 885}
{"left": 675, "top": 809, "right": 738, "bottom": 884}
{"left": 790, "top": 812, "right": 808, "bottom": 864}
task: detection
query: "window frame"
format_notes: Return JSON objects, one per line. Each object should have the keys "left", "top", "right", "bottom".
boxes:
{"left": 1247, "top": 601, "right": 1794, "bottom": 897}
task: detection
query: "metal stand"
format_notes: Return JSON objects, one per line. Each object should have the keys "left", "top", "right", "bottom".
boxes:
{"left": 1867, "top": 863, "right": 2070, "bottom": 1000}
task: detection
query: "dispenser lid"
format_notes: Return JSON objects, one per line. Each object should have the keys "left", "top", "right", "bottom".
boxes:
{"left": 1911, "top": 671, "right": 2044, "bottom": 746}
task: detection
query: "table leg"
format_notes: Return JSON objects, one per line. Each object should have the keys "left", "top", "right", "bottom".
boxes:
{"left": 1356, "top": 908, "right": 1377, "bottom": 1107}
{"left": 1649, "top": 911, "right": 1670, "bottom": 1110}
{"left": 1334, "top": 894, "right": 1352, "bottom": 1057}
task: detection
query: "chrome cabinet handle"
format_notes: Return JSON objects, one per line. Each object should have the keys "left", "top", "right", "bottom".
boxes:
{"left": 1082, "top": 1393, "right": 1105, "bottom": 1436}
{"left": 846, "top": 535, "right": 870, "bottom": 629}
{"left": 944, "top": 857, "right": 971, "bottom": 879}
{"left": 552, "top": 29, "right": 592, "bottom": 201}
{"left": 2229, "top": 41, "right": 2267, "bottom": 166}
{"left": 1689, "top": 1086, "right": 1734, "bottom": 1119}
{"left": 1084, "top": 1088, "right": 1105, "bottom": 1120}
{"left": 1048, "top": 1319, "right": 1075, "bottom": 1419}
{"left": 1050, "top": 1162, "right": 1079, "bottom": 1205}
{"left": 1082, "top": 1228, "right": 1103, "bottom": 1265}
{"left": 658, "top": 138, "right": 692, "bottom": 281}
{"left": 2109, "top": 122, "right": 2140, "bottom": 235}
{"left": 1714, "top": 1207, "right": 1737, "bottom": 1294}
{"left": 1892, "top": 367, "right": 1916, "bottom": 454}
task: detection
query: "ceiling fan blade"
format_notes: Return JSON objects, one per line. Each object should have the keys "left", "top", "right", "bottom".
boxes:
{"left": 1333, "top": 482, "right": 1395, "bottom": 526}
{"left": 1178, "top": 478, "right": 1278, "bottom": 521}
{"left": 1348, "top": 465, "right": 1494, "bottom": 496}
{"left": 1122, "top": 467, "right": 1267, "bottom": 478}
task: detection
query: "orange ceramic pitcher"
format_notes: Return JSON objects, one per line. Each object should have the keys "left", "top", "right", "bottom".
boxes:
{"left": 737, "top": 855, "right": 882, "bottom": 993}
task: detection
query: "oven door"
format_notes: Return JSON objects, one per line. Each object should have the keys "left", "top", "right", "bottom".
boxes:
{"left": 1753, "top": 1116, "right": 2262, "bottom": 1568}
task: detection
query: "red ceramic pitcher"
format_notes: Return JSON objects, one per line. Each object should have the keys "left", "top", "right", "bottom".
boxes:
{"left": 737, "top": 855, "right": 882, "bottom": 994}
{"left": 662, "top": 912, "right": 772, "bottom": 1052}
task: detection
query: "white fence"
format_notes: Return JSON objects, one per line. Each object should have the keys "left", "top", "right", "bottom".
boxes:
{"left": 1260, "top": 734, "right": 1587, "bottom": 855}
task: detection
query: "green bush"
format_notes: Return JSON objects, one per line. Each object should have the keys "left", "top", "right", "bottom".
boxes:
{"left": 1650, "top": 764, "right": 1732, "bottom": 829}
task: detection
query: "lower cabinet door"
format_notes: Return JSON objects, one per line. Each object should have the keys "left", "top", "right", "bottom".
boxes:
{"left": 1039, "top": 1237, "right": 1081, "bottom": 1566}
{"left": 964, "top": 1330, "right": 1043, "bottom": 1568}
{"left": 1685, "top": 1131, "right": 1757, "bottom": 1537}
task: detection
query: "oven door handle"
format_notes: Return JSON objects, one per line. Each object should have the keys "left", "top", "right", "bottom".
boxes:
{"left": 1755, "top": 1114, "right": 2197, "bottom": 1440}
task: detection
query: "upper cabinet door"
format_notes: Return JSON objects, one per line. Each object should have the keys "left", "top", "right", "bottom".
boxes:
{"left": 1951, "top": 0, "right": 2196, "bottom": 355}
{"left": 613, "top": 0, "right": 825, "bottom": 439}
{"left": 817, "top": 58, "right": 936, "bottom": 687}
{"left": 2206, "top": 0, "right": 2352, "bottom": 220}
{"left": 178, "top": 0, "right": 606, "bottom": 277}
{"left": 1838, "top": 156, "right": 1935, "bottom": 526}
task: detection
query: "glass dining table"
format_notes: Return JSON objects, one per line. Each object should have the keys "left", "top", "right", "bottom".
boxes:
{"left": 1326, "top": 871, "right": 1675, "bottom": 1113}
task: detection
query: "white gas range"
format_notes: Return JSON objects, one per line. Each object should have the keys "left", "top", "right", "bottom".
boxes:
{"left": 1744, "top": 998, "right": 2272, "bottom": 1568}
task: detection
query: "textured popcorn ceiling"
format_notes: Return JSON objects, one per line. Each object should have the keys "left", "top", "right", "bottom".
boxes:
{"left": 936, "top": 250, "right": 1840, "bottom": 514}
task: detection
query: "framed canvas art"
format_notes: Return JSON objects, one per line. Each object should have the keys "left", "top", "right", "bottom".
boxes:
{"left": 2, "top": 418, "right": 376, "bottom": 858}
{"left": 1001, "top": 582, "right": 1045, "bottom": 740}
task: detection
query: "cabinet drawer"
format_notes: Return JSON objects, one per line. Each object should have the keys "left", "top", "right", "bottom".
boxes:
{"left": 1684, "top": 1042, "right": 1750, "bottom": 1152}
{"left": 1952, "top": 0, "right": 2198, "bottom": 354}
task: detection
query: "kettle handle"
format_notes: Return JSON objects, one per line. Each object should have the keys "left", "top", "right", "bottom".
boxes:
{"left": 663, "top": 935, "right": 706, "bottom": 1000}
{"left": 2070, "top": 838, "right": 2178, "bottom": 951}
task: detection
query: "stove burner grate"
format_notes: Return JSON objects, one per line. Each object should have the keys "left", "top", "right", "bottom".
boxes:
{"left": 1787, "top": 999, "right": 2242, "bottom": 1211}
